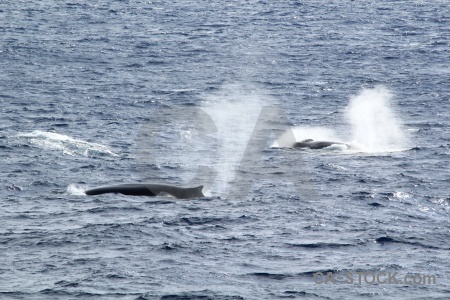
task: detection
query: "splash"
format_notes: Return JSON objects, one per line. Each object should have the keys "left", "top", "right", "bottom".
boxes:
{"left": 16, "top": 130, "right": 118, "bottom": 157}
{"left": 66, "top": 183, "right": 86, "bottom": 195}
{"left": 346, "top": 86, "right": 408, "bottom": 152}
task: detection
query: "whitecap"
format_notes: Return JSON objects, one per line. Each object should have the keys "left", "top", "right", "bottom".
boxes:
{"left": 16, "top": 130, "right": 118, "bottom": 157}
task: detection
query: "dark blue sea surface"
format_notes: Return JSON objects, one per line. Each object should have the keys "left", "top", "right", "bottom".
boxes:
{"left": 1, "top": 1, "right": 449, "bottom": 299}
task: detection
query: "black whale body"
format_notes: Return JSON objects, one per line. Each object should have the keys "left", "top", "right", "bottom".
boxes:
{"left": 85, "top": 183, "right": 204, "bottom": 199}
{"left": 293, "top": 139, "right": 349, "bottom": 149}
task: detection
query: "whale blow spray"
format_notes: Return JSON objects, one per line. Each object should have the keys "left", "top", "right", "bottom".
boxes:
{"left": 346, "top": 86, "right": 408, "bottom": 152}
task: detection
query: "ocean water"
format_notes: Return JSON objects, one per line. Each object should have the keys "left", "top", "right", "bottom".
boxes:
{"left": 1, "top": 1, "right": 449, "bottom": 299}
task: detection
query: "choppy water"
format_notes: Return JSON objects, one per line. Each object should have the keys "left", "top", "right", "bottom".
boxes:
{"left": 1, "top": 1, "right": 449, "bottom": 299}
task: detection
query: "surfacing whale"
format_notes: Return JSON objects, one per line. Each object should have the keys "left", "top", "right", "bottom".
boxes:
{"left": 293, "top": 139, "right": 349, "bottom": 149}
{"left": 85, "top": 183, "right": 204, "bottom": 199}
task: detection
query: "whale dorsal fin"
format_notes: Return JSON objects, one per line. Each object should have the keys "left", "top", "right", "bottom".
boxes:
{"left": 301, "top": 139, "right": 314, "bottom": 142}
{"left": 189, "top": 185, "right": 204, "bottom": 198}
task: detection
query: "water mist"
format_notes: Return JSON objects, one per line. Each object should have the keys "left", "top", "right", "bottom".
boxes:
{"left": 346, "top": 86, "right": 408, "bottom": 152}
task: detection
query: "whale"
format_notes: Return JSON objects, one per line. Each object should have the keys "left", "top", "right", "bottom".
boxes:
{"left": 85, "top": 183, "right": 204, "bottom": 199}
{"left": 293, "top": 139, "right": 349, "bottom": 149}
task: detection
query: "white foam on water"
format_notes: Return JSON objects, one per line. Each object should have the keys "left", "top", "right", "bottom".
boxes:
{"left": 66, "top": 183, "right": 86, "bottom": 196}
{"left": 16, "top": 130, "right": 118, "bottom": 157}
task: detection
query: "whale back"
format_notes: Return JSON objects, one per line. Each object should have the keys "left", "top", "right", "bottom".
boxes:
{"left": 145, "top": 184, "right": 204, "bottom": 199}
{"left": 293, "top": 139, "right": 347, "bottom": 149}
{"left": 85, "top": 184, "right": 155, "bottom": 196}
{"left": 85, "top": 183, "right": 204, "bottom": 199}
